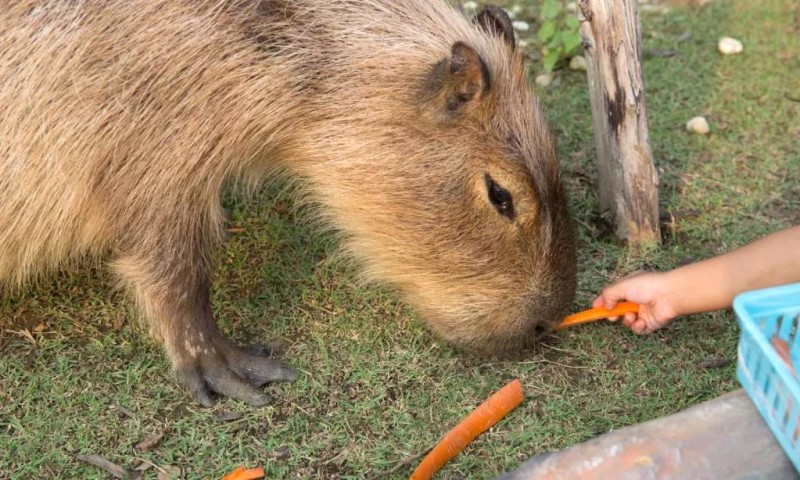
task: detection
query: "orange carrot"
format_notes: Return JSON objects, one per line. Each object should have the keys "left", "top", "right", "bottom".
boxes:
{"left": 771, "top": 336, "right": 796, "bottom": 377}
{"left": 554, "top": 302, "right": 641, "bottom": 331}
{"left": 221, "top": 467, "right": 265, "bottom": 480}
{"left": 410, "top": 379, "right": 524, "bottom": 480}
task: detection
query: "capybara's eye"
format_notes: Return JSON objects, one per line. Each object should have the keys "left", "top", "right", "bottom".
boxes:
{"left": 484, "top": 174, "right": 515, "bottom": 221}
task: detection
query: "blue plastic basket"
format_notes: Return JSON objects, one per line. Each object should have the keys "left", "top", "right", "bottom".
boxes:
{"left": 735, "top": 282, "right": 800, "bottom": 472}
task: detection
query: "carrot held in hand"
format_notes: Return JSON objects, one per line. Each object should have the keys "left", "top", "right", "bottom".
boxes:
{"left": 554, "top": 302, "right": 641, "bottom": 331}
{"left": 221, "top": 467, "right": 265, "bottom": 480}
{"left": 410, "top": 379, "right": 524, "bottom": 480}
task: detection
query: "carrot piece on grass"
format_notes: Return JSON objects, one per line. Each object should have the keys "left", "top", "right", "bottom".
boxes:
{"left": 554, "top": 301, "right": 641, "bottom": 331}
{"left": 221, "top": 466, "right": 265, "bottom": 480}
{"left": 410, "top": 379, "right": 524, "bottom": 480}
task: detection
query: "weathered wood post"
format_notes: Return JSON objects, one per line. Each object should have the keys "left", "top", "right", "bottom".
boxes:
{"left": 578, "top": 0, "right": 661, "bottom": 245}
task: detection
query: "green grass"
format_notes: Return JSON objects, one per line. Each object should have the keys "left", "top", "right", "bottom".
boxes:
{"left": 2, "top": 0, "right": 799, "bottom": 478}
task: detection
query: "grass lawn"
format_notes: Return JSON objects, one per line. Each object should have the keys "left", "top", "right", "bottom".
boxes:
{"left": 1, "top": 0, "right": 798, "bottom": 478}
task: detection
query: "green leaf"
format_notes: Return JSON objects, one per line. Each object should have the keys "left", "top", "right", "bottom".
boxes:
{"left": 548, "top": 31, "right": 563, "bottom": 49}
{"left": 563, "top": 32, "right": 582, "bottom": 53}
{"left": 543, "top": 51, "right": 560, "bottom": 72}
{"left": 541, "top": 0, "right": 560, "bottom": 20}
{"left": 566, "top": 16, "right": 581, "bottom": 29}
{"left": 537, "top": 21, "right": 556, "bottom": 42}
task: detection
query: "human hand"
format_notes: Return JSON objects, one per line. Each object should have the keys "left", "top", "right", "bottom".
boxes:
{"left": 592, "top": 271, "right": 682, "bottom": 334}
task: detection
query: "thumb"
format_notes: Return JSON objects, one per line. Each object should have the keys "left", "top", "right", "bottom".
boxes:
{"left": 599, "top": 283, "right": 627, "bottom": 310}
{"left": 598, "top": 272, "right": 646, "bottom": 309}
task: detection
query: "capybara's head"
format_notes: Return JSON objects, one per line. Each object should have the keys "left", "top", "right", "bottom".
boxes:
{"left": 300, "top": 4, "right": 577, "bottom": 354}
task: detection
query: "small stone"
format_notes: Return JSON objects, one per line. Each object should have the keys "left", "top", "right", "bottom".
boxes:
{"left": 640, "top": 4, "right": 670, "bottom": 14}
{"left": 535, "top": 73, "right": 553, "bottom": 88}
{"left": 462, "top": 1, "right": 479, "bottom": 12}
{"left": 718, "top": 36, "right": 743, "bottom": 55}
{"left": 686, "top": 116, "right": 710, "bottom": 134}
{"left": 517, "top": 39, "right": 529, "bottom": 48}
{"left": 512, "top": 20, "right": 530, "bottom": 32}
{"left": 569, "top": 55, "right": 587, "bottom": 71}
{"left": 566, "top": 2, "right": 578, "bottom": 13}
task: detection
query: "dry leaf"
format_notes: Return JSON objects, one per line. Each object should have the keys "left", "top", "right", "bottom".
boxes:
{"left": 111, "top": 404, "right": 136, "bottom": 420}
{"left": 270, "top": 445, "right": 291, "bottom": 461}
{"left": 10, "top": 328, "right": 37, "bottom": 345}
{"left": 75, "top": 454, "right": 129, "bottom": 479}
{"left": 697, "top": 358, "right": 733, "bottom": 369}
{"left": 135, "top": 429, "right": 166, "bottom": 452}
{"left": 157, "top": 465, "right": 181, "bottom": 480}
{"left": 132, "top": 460, "right": 154, "bottom": 472}
{"left": 214, "top": 411, "right": 243, "bottom": 422}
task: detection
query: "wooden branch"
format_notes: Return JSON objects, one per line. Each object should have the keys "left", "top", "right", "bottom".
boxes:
{"left": 497, "top": 389, "right": 797, "bottom": 479}
{"left": 579, "top": 0, "right": 661, "bottom": 245}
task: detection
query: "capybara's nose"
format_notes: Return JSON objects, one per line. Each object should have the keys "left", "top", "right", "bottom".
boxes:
{"left": 533, "top": 324, "right": 549, "bottom": 340}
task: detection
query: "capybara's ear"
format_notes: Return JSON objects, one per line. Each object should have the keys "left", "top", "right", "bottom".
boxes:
{"left": 475, "top": 5, "right": 515, "bottom": 49}
{"left": 420, "top": 41, "right": 490, "bottom": 120}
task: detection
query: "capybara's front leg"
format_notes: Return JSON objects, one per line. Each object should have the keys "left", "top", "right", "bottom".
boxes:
{"left": 112, "top": 242, "right": 297, "bottom": 407}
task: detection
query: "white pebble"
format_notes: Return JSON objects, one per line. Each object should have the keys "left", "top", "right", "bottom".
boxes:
{"left": 535, "top": 73, "right": 553, "bottom": 88}
{"left": 686, "top": 116, "right": 710, "bottom": 134}
{"left": 640, "top": 4, "right": 670, "bottom": 14}
{"left": 512, "top": 20, "right": 530, "bottom": 32}
{"left": 517, "top": 39, "right": 529, "bottom": 48}
{"left": 569, "top": 55, "right": 588, "bottom": 71}
{"left": 718, "top": 37, "right": 743, "bottom": 55}
{"left": 462, "top": 1, "right": 479, "bottom": 12}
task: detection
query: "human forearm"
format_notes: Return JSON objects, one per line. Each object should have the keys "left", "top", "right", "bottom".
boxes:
{"left": 667, "top": 225, "right": 800, "bottom": 316}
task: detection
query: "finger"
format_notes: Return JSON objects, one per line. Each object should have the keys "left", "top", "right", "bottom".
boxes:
{"left": 603, "top": 297, "right": 618, "bottom": 310}
{"left": 631, "top": 319, "right": 648, "bottom": 335}
{"left": 600, "top": 283, "right": 630, "bottom": 309}
{"left": 622, "top": 312, "right": 636, "bottom": 327}
{"left": 592, "top": 296, "right": 605, "bottom": 309}
{"left": 608, "top": 315, "right": 620, "bottom": 322}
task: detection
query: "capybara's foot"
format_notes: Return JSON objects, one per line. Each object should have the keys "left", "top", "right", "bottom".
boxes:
{"left": 175, "top": 342, "right": 298, "bottom": 407}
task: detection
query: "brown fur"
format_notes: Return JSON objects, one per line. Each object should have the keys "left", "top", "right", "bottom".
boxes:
{"left": 0, "top": 0, "right": 576, "bottom": 406}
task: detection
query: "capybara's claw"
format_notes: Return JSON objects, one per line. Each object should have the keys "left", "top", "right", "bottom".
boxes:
{"left": 176, "top": 343, "right": 297, "bottom": 407}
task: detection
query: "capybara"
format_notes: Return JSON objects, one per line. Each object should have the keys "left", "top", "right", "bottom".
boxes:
{"left": 0, "top": 1, "right": 576, "bottom": 406}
